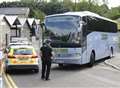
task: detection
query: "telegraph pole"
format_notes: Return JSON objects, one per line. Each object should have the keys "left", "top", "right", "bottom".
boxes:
{"left": 75, "top": 0, "right": 77, "bottom": 11}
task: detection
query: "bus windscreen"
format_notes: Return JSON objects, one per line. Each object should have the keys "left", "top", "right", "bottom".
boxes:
{"left": 45, "top": 15, "right": 81, "bottom": 47}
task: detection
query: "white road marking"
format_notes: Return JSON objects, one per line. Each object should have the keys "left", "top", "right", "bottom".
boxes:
{"left": 99, "top": 66, "right": 119, "bottom": 72}
{"left": 0, "top": 77, "right": 2, "bottom": 88}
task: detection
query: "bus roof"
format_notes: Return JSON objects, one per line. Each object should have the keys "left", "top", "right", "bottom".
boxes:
{"left": 46, "top": 11, "right": 116, "bottom": 23}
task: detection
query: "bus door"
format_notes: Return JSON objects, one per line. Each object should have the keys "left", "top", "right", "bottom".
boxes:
{"left": 80, "top": 17, "right": 87, "bottom": 64}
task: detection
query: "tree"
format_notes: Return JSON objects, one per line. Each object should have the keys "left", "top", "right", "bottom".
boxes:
{"left": 63, "top": 0, "right": 74, "bottom": 11}
{"left": 0, "top": 0, "right": 120, "bottom": 21}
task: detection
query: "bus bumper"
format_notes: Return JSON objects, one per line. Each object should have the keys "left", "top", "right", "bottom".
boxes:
{"left": 52, "top": 58, "right": 82, "bottom": 65}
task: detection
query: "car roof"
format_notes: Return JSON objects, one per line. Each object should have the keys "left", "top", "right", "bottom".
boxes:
{"left": 7, "top": 43, "right": 32, "bottom": 48}
{"left": 10, "top": 45, "right": 34, "bottom": 49}
{"left": 8, "top": 42, "right": 32, "bottom": 46}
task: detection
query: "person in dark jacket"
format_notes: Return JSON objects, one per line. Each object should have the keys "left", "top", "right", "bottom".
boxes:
{"left": 40, "top": 39, "right": 53, "bottom": 80}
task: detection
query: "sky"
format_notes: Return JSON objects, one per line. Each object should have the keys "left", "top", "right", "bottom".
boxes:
{"left": 108, "top": 0, "right": 120, "bottom": 8}
{"left": 0, "top": 0, "right": 120, "bottom": 8}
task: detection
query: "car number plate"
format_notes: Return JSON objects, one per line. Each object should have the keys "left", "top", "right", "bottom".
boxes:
{"left": 18, "top": 58, "right": 29, "bottom": 61}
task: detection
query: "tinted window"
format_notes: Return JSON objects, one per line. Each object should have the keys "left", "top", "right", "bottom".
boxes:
{"left": 45, "top": 15, "right": 82, "bottom": 47}
{"left": 86, "top": 16, "right": 117, "bottom": 33}
{"left": 14, "top": 48, "right": 33, "bottom": 55}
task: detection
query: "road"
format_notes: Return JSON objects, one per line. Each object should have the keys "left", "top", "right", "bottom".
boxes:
{"left": 4, "top": 55, "right": 120, "bottom": 88}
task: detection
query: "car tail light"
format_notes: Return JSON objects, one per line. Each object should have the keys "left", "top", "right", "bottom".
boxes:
{"left": 31, "top": 55, "right": 38, "bottom": 58}
{"left": 8, "top": 55, "right": 15, "bottom": 58}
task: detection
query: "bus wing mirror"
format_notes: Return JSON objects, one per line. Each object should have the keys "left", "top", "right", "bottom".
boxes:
{"left": 40, "top": 22, "right": 46, "bottom": 30}
{"left": 40, "top": 22, "right": 45, "bottom": 28}
{"left": 80, "top": 21, "right": 87, "bottom": 25}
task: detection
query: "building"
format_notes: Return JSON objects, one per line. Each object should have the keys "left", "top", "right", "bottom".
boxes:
{"left": 19, "top": 18, "right": 41, "bottom": 41}
{"left": 19, "top": 17, "right": 31, "bottom": 41}
{"left": 0, "top": 15, "right": 11, "bottom": 47}
{"left": 4, "top": 15, "right": 21, "bottom": 41}
{"left": 35, "top": 19, "right": 41, "bottom": 40}
{"left": 27, "top": 18, "right": 36, "bottom": 37}
{"left": 0, "top": 7, "right": 30, "bottom": 18}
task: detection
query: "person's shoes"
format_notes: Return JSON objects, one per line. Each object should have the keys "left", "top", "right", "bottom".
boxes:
{"left": 41, "top": 77, "right": 45, "bottom": 80}
{"left": 45, "top": 78, "right": 50, "bottom": 81}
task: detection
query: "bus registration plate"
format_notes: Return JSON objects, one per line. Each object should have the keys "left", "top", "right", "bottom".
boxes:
{"left": 53, "top": 48, "right": 68, "bottom": 54}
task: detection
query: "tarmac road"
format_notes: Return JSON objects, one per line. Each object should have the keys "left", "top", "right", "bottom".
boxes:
{"left": 7, "top": 55, "right": 120, "bottom": 88}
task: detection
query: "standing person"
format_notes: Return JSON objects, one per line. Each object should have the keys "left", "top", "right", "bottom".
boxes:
{"left": 40, "top": 39, "right": 53, "bottom": 81}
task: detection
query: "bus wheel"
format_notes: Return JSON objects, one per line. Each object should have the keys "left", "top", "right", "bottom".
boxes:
{"left": 58, "top": 64, "right": 63, "bottom": 67}
{"left": 34, "top": 69, "right": 39, "bottom": 73}
{"left": 88, "top": 52, "right": 95, "bottom": 67}
{"left": 110, "top": 47, "right": 114, "bottom": 58}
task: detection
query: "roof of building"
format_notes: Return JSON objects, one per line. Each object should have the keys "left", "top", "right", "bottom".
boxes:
{"left": 5, "top": 15, "right": 18, "bottom": 26}
{"left": 0, "top": 7, "right": 30, "bottom": 17}
{"left": 18, "top": 18, "right": 27, "bottom": 26}
{"left": 35, "top": 19, "right": 40, "bottom": 24}
{"left": 0, "top": 15, "right": 4, "bottom": 21}
{"left": 27, "top": 18, "right": 35, "bottom": 26}
{"left": 4, "top": 15, "right": 21, "bottom": 28}
{"left": 27, "top": 18, "right": 36, "bottom": 29}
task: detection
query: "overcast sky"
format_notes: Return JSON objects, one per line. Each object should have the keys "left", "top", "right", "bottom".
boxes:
{"left": 0, "top": 0, "right": 120, "bottom": 8}
{"left": 108, "top": 0, "right": 120, "bottom": 8}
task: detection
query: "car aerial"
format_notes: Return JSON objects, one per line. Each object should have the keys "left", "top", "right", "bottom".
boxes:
{"left": 5, "top": 45, "right": 39, "bottom": 73}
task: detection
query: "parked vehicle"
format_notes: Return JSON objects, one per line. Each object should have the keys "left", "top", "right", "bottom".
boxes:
{"left": 5, "top": 45, "right": 39, "bottom": 73}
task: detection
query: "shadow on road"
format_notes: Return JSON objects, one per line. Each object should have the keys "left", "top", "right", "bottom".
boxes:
{"left": 7, "top": 57, "right": 109, "bottom": 75}
{"left": 52, "top": 64, "right": 89, "bottom": 71}
{"left": 7, "top": 69, "right": 37, "bottom": 75}
{"left": 52, "top": 57, "right": 109, "bottom": 71}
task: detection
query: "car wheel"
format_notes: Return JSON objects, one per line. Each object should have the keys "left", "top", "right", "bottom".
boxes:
{"left": 5, "top": 68, "right": 10, "bottom": 73}
{"left": 58, "top": 64, "right": 64, "bottom": 67}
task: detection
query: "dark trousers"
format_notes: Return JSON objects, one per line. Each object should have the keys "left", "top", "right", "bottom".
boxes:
{"left": 41, "top": 59, "right": 51, "bottom": 79}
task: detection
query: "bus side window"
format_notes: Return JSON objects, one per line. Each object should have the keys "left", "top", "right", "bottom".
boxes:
{"left": 82, "top": 16, "right": 88, "bottom": 37}
{"left": 81, "top": 17, "right": 87, "bottom": 47}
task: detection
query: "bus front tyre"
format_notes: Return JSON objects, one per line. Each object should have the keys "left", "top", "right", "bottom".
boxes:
{"left": 88, "top": 52, "right": 95, "bottom": 67}
{"left": 58, "top": 64, "right": 63, "bottom": 67}
{"left": 110, "top": 47, "right": 114, "bottom": 58}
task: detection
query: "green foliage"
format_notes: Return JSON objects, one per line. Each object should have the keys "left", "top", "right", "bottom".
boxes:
{"left": 104, "top": 7, "right": 120, "bottom": 20}
{"left": 0, "top": 0, "right": 120, "bottom": 22}
{"left": 30, "top": 9, "right": 45, "bottom": 21}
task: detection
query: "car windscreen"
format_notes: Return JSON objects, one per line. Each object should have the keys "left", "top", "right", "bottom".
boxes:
{"left": 13, "top": 48, "right": 33, "bottom": 55}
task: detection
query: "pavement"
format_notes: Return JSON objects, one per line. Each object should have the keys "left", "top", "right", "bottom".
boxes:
{"left": 105, "top": 53, "right": 120, "bottom": 70}
{"left": 0, "top": 77, "right": 3, "bottom": 88}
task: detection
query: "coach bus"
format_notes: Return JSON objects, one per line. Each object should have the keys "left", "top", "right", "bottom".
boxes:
{"left": 43, "top": 11, "right": 118, "bottom": 67}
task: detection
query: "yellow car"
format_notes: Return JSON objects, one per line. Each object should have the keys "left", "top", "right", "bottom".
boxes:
{"left": 5, "top": 45, "right": 39, "bottom": 73}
